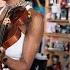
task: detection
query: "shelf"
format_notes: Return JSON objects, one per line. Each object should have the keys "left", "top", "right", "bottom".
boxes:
{"left": 45, "top": 47, "right": 64, "bottom": 52}
{"left": 44, "top": 33, "right": 70, "bottom": 38}
{"left": 45, "top": 47, "right": 69, "bottom": 55}
{"left": 44, "top": 33, "right": 70, "bottom": 42}
{"left": 48, "top": 19, "right": 69, "bottom": 24}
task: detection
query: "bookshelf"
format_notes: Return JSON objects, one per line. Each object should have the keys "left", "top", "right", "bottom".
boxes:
{"left": 45, "top": 0, "right": 70, "bottom": 69}
{"left": 45, "top": 0, "right": 70, "bottom": 42}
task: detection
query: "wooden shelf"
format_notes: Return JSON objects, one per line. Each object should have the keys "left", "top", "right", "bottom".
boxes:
{"left": 44, "top": 33, "right": 70, "bottom": 42}
{"left": 44, "top": 33, "right": 70, "bottom": 37}
{"left": 45, "top": 47, "right": 64, "bottom": 52}
{"left": 45, "top": 47, "right": 69, "bottom": 55}
{"left": 48, "top": 19, "right": 69, "bottom": 23}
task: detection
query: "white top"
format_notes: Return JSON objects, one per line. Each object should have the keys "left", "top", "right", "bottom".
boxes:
{"left": 5, "top": 32, "right": 25, "bottom": 60}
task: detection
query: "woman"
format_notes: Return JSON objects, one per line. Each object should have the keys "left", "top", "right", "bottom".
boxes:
{"left": 0, "top": 0, "right": 43, "bottom": 70}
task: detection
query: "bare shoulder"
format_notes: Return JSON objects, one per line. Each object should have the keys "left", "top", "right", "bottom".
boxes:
{"left": 27, "top": 13, "right": 44, "bottom": 36}
{"left": 32, "top": 13, "right": 43, "bottom": 22}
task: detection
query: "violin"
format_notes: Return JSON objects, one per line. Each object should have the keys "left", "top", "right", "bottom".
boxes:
{"left": 0, "top": 6, "right": 30, "bottom": 70}
{"left": 3, "top": 6, "right": 30, "bottom": 49}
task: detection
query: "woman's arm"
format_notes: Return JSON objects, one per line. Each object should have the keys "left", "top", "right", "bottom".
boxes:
{"left": 4, "top": 9, "right": 44, "bottom": 70}
{"left": 21, "top": 13, "right": 44, "bottom": 69}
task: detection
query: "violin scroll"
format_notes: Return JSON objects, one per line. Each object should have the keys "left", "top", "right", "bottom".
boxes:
{"left": 8, "top": 6, "right": 31, "bottom": 26}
